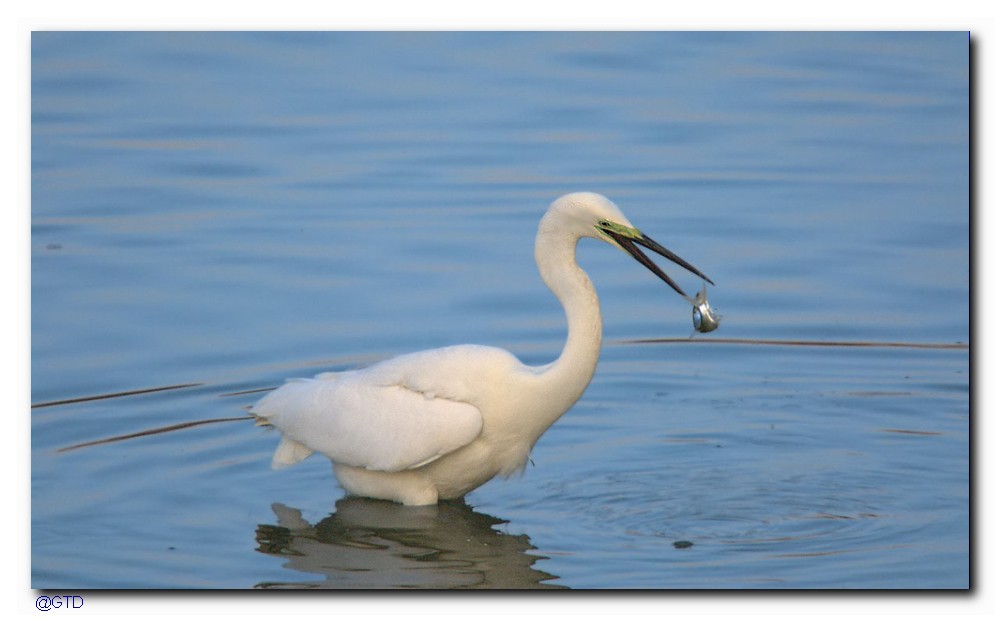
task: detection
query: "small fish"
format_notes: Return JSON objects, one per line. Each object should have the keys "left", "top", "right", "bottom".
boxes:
{"left": 691, "top": 283, "right": 720, "bottom": 333}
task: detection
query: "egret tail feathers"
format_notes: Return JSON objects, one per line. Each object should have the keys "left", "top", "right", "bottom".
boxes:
{"left": 272, "top": 436, "right": 314, "bottom": 469}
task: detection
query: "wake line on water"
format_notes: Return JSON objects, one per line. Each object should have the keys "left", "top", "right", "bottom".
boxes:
{"left": 624, "top": 337, "right": 968, "bottom": 350}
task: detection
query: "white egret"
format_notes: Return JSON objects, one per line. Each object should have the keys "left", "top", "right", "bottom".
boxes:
{"left": 251, "top": 192, "right": 713, "bottom": 506}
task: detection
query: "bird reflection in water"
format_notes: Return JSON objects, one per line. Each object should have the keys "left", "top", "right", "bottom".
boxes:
{"left": 254, "top": 497, "right": 564, "bottom": 589}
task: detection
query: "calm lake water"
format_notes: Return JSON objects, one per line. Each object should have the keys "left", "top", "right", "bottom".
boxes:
{"left": 31, "top": 32, "right": 969, "bottom": 589}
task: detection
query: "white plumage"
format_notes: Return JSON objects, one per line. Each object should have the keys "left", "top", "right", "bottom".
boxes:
{"left": 252, "top": 192, "right": 712, "bottom": 505}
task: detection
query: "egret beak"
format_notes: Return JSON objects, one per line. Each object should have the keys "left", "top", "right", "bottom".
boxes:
{"left": 597, "top": 221, "right": 714, "bottom": 298}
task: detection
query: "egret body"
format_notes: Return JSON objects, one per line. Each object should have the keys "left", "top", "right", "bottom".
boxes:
{"left": 251, "top": 192, "right": 712, "bottom": 505}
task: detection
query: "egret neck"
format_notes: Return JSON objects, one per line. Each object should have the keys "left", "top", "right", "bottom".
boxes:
{"left": 527, "top": 207, "right": 604, "bottom": 437}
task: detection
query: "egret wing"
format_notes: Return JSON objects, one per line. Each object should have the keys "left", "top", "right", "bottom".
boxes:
{"left": 252, "top": 373, "right": 483, "bottom": 472}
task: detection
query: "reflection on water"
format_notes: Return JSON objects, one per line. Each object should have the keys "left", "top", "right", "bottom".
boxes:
{"left": 254, "top": 497, "right": 563, "bottom": 589}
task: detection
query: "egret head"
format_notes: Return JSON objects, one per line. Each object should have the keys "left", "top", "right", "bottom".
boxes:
{"left": 548, "top": 192, "right": 714, "bottom": 298}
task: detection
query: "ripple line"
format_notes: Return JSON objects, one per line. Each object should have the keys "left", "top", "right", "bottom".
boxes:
{"left": 624, "top": 337, "right": 968, "bottom": 350}
{"left": 56, "top": 416, "right": 253, "bottom": 453}
{"left": 32, "top": 383, "right": 204, "bottom": 409}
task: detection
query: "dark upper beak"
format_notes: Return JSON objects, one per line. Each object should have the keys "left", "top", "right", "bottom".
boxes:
{"left": 607, "top": 231, "right": 714, "bottom": 298}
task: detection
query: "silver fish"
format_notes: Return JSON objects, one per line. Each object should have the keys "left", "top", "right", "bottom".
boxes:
{"left": 691, "top": 283, "right": 720, "bottom": 333}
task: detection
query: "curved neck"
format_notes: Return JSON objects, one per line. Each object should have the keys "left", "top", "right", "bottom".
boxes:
{"left": 532, "top": 215, "right": 603, "bottom": 420}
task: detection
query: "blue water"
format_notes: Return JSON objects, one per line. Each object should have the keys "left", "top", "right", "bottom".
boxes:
{"left": 31, "top": 32, "right": 969, "bottom": 589}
